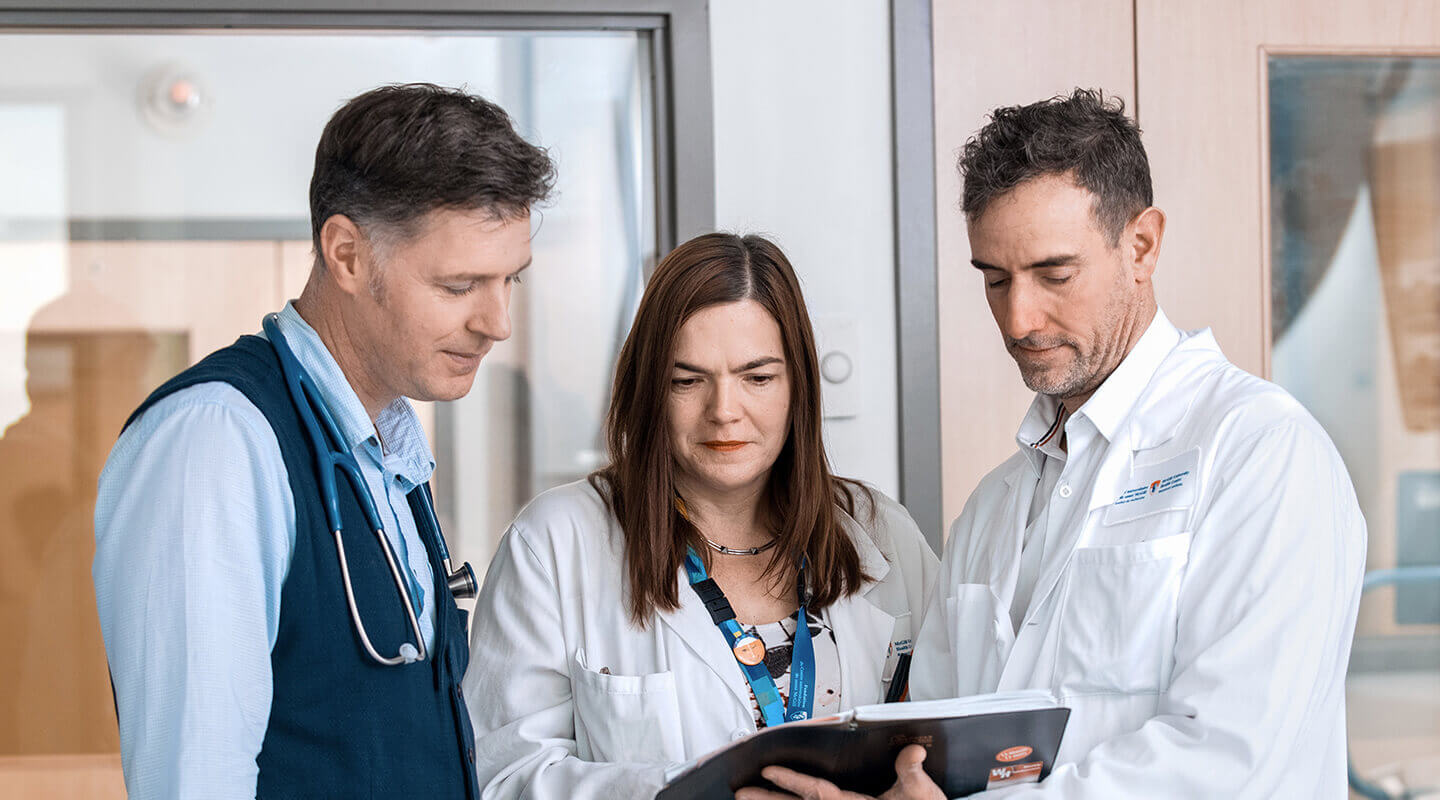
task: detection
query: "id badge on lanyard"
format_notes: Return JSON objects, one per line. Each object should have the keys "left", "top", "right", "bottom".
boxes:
{"left": 682, "top": 548, "right": 816, "bottom": 726}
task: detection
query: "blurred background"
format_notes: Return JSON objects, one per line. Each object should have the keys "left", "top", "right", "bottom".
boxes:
{"left": 0, "top": 1, "right": 1435, "bottom": 797}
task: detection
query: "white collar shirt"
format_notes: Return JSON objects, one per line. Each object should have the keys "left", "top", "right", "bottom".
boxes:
{"left": 1006, "top": 312, "right": 1182, "bottom": 634}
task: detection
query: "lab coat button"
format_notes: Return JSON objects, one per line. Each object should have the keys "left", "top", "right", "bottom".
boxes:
{"left": 731, "top": 728, "right": 748, "bottom": 741}
{"left": 1058, "top": 483, "right": 1073, "bottom": 498}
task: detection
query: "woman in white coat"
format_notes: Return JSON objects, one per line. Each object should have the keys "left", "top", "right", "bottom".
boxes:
{"left": 462, "top": 232, "right": 938, "bottom": 799}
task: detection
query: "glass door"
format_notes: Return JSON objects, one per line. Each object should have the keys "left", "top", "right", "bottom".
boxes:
{"left": 0, "top": 27, "right": 656, "bottom": 795}
{"left": 1266, "top": 53, "right": 1440, "bottom": 792}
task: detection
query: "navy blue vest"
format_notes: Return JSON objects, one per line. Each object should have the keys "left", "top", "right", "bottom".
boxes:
{"left": 126, "top": 335, "right": 478, "bottom": 799}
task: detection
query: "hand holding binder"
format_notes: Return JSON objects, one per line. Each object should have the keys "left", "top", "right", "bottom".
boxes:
{"left": 659, "top": 690, "right": 1069, "bottom": 800}
{"left": 739, "top": 742, "right": 946, "bottom": 800}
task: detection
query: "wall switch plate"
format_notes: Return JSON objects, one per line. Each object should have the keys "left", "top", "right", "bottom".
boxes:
{"left": 813, "top": 314, "right": 858, "bottom": 420}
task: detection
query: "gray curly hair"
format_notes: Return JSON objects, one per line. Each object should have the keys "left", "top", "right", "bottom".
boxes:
{"left": 960, "top": 88, "right": 1152, "bottom": 245}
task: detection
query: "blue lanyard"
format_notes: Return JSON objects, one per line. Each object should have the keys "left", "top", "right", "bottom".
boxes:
{"left": 682, "top": 547, "right": 815, "bottom": 727}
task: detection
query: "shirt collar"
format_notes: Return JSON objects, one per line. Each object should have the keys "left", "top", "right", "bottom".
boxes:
{"left": 1073, "top": 307, "right": 1182, "bottom": 443}
{"left": 1014, "top": 394, "right": 1067, "bottom": 478}
{"left": 270, "top": 302, "right": 435, "bottom": 487}
{"left": 1012, "top": 308, "right": 1182, "bottom": 472}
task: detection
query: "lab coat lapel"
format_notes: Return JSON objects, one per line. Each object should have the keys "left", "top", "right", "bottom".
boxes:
{"left": 828, "top": 511, "right": 896, "bottom": 708}
{"left": 985, "top": 462, "right": 1033, "bottom": 620}
{"left": 656, "top": 567, "right": 753, "bottom": 718}
{"left": 1074, "top": 337, "right": 1202, "bottom": 522}
{"left": 967, "top": 461, "right": 1030, "bottom": 691}
{"left": 1108, "top": 336, "right": 1211, "bottom": 461}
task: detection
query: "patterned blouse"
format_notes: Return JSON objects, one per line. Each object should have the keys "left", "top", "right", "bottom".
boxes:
{"left": 741, "top": 607, "right": 842, "bottom": 728}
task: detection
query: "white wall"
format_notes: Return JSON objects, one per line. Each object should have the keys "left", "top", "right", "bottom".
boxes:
{"left": 0, "top": 106, "right": 67, "bottom": 430}
{"left": 709, "top": 0, "right": 901, "bottom": 497}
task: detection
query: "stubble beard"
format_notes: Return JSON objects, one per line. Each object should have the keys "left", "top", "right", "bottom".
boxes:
{"left": 1011, "top": 276, "right": 1133, "bottom": 402}
{"left": 1015, "top": 344, "right": 1095, "bottom": 399}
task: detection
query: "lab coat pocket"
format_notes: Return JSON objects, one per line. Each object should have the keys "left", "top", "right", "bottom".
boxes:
{"left": 945, "top": 584, "right": 1006, "bottom": 696}
{"left": 1053, "top": 531, "right": 1193, "bottom": 698}
{"left": 571, "top": 648, "right": 686, "bottom": 765}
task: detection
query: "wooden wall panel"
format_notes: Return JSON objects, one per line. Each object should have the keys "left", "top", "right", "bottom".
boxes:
{"left": 932, "top": 0, "right": 1136, "bottom": 525}
{"left": 35, "top": 242, "right": 282, "bottom": 363}
{"left": 1135, "top": 0, "right": 1440, "bottom": 375}
{"left": 1136, "top": 0, "right": 1440, "bottom": 638}
{"left": 0, "top": 755, "right": 124, "bottom": 800}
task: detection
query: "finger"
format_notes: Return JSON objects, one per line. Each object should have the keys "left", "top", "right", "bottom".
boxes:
{"left": 894, "top": 744, "right": 929, "bottom": 775}
{"left": 881, "top": 744, "right": 944, "bottom": 800}
{"left": 758, "top": 765, "right": 875, "bottom": 800}
{"left": 759, "top": 765, "right": 839, "bottom": 798}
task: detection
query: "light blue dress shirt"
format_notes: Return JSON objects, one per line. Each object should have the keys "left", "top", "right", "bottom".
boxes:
{"left": 93, "top": 302, "right": 438, "bottom": 800}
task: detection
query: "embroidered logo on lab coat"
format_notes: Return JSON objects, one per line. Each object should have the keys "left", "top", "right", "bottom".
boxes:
{"left": 1117, "top": 471, "right": 1188, "bottom": 504}
{"left": 1104, "top": 448, "right": 1200, "bottom": 525}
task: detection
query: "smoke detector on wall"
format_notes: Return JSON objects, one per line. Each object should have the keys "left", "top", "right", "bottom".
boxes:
{"left": 138, "top": 63, "right": 212, "bottom": 137}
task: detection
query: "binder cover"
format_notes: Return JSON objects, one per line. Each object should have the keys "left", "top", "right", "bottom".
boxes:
{"left": 659, "top": 694, "right": 1069, "bottom": 799}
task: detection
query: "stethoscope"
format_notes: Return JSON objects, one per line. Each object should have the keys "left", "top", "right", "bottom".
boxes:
{"left": 262, "top": 313, "right": 477, "bottom": 667}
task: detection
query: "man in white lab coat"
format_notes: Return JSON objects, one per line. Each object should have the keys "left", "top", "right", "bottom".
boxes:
{"left": 738, "top": 89, "right": 1367, "bottom": 799}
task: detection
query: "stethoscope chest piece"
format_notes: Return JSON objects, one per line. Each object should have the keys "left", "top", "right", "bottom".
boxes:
{"left": 445, "top": 559, "right": 478, "bottom": 600}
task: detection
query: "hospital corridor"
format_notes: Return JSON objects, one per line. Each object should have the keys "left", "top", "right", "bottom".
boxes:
{"left": 0, "top": 1, "right": 1437, "bottom": 798}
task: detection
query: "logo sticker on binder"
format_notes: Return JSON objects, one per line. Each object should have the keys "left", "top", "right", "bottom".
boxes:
{"left": 995, "top": 746, "right": 1033, "bottom": 763}
{"left": 988, "top": 762, "right": 1043, "bottom": 789}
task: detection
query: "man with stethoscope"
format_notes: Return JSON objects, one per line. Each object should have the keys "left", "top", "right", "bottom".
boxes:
{"left": 93, "top": 84, "right": 554, "bottom": 799}
{"left": 741, "top": 90, "right": 1367, "bottom": 800}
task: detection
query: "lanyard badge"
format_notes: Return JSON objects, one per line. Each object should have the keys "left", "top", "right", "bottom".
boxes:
{"left": 682, "top": 548, "right": 816, "bottom": 727}
{"left": 732, "top": 634, "right": 766, "bottom": 666}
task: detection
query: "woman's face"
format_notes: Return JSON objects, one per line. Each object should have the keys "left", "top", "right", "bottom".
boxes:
{"left": 667, "top": 299, "right": 792, "bottom": 502}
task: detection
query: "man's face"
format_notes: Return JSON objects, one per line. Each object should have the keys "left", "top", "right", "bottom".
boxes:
{"left": 967, "top": 174, "right": 1150, "bottom": 403}
{"left": 348, "top": 207, "right": 532, "bottom": 408}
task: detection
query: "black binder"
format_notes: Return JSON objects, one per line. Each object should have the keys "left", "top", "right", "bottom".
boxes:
{"left": 659, "top": 695, "right": 1070, "bottom": 799}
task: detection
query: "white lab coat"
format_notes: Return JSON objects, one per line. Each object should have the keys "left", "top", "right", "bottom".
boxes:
{"left": 912, "top": 315, "right": 1367, "bottom": 799}
{"left": 464, "top": 479, "right": 938, "bottom": 800}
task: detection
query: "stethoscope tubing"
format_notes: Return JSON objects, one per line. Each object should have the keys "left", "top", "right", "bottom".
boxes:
{"left": 333, "top": 526, "right": 428, "bottom": 665}
{"left": 263, "top": 313, "right": 434, "bottom": 666}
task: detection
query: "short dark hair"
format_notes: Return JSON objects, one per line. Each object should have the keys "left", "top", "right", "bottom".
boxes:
{"left": 309, "top": 83, "right": 555, "bottom": 261}
{"left": 960, "top": 88, "right": 1152, "bottom": 244}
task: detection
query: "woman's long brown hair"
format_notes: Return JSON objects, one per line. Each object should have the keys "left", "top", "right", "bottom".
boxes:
{"left": 590, "top": 232, "right": 873, "bottom": 627}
